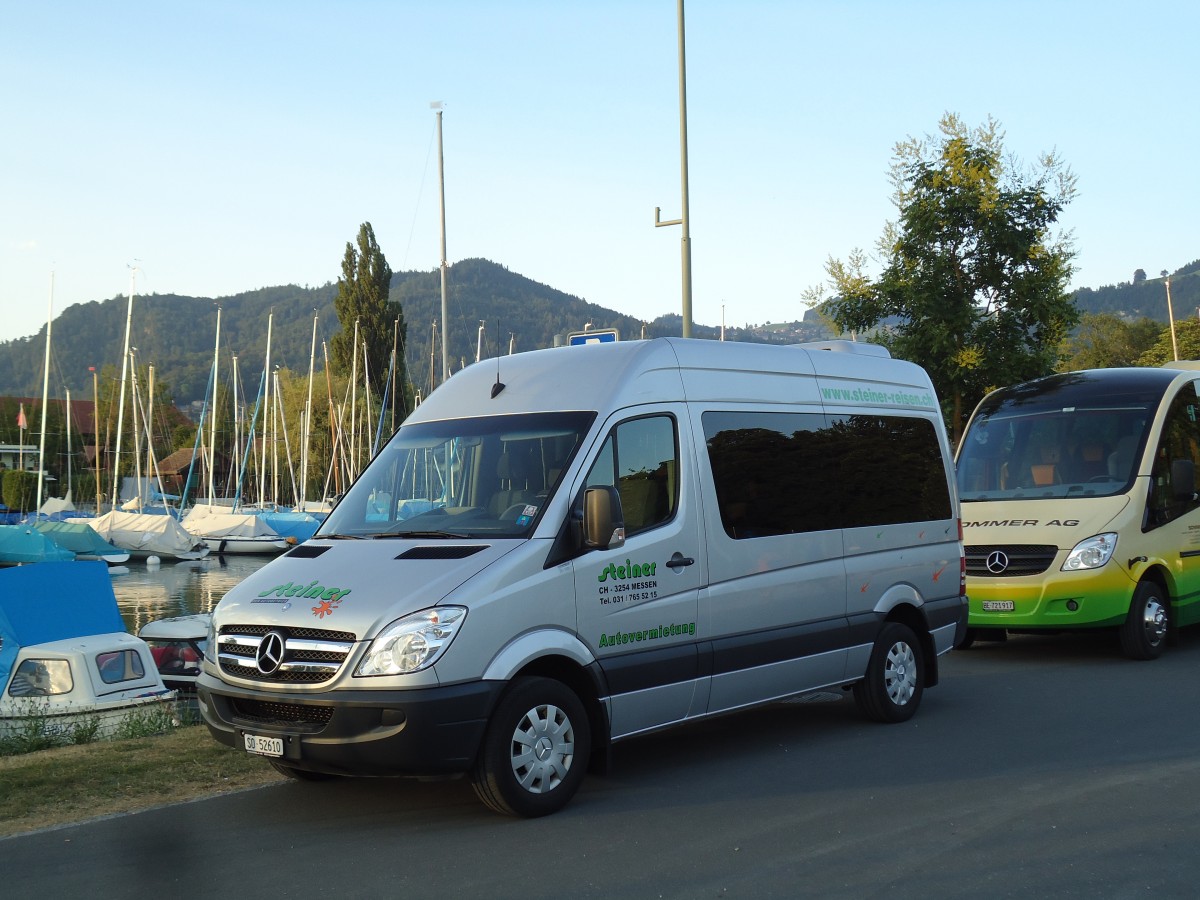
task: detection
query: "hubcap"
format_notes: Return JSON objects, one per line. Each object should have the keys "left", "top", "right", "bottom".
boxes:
{"left": 509, "top": 703, "right": 575, "bottom": 794}
{"left": 1143, "top": 598, "right": 1168, "bottom": 646}
{"left": 884, "top": 641, "right": 917, "bottom": 706}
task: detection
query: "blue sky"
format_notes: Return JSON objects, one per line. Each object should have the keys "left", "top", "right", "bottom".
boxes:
{"left": 3, "top": 0, "right": 1197, "bottom": 348}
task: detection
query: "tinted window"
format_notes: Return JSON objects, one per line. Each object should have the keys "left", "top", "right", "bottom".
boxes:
{"left": 8, "top": 658, "right": 73, "bottom": 696}
{"left": 703, "top": 411, "right": 951, "bottom": 539}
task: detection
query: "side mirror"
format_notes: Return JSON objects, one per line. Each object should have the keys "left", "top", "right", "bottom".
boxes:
{"left": 582, "top": 485, "right": 625, "bottom": 550}
{"left": 1171, "top": 458, "right": 1196, "bottom": 499}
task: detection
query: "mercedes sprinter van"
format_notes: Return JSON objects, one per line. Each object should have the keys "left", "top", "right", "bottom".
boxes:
{"left": 198, "top": 337, "right": 966, "bottom": 816}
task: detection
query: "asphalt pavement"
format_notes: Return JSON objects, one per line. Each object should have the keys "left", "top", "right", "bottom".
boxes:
{"left": 4, "top": 628, "right": 1199, "bottom": 898}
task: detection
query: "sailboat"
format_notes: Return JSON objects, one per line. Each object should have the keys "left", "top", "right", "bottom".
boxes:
{"left": 79, "top": 271, "right": 209, "bottom": 561}
{"left": 179, "top": 308, "right": 291, "bottom": 555}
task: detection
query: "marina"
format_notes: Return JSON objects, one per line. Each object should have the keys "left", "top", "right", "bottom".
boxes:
{"left": 109, "top": 554, "right": 272, "bottom": 635}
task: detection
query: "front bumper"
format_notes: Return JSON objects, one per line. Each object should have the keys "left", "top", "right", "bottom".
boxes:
{"left": 197, "top": 672, "right": 504, "bottom": 777}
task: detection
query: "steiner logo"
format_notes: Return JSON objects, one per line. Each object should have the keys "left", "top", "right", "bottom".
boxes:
{"left": 255, "top": 579, "right": 353, "bottom": 619}
{"left": 597, "top": 559, "right": 656, "bottom": 583}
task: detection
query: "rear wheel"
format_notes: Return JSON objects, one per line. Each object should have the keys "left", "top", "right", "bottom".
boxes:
{"left": 854, "top": 622, "right": 924, "bottom": 723}
{"left": 1119, "top": 580, "right": 1169, "bottom": 660}
{"left": 471, "top": 676, "right": 591, "bottom": 817}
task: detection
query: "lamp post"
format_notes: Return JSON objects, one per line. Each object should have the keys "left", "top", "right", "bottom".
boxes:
{"left": 654, "top": 0, "right": 693, "bottom": 338}
{"left": 1163, "top": 270, "right": 1179, "bottom": 361}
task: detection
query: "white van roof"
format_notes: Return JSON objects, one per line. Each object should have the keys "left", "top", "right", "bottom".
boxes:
{"left": 408, "top": 338, "right": 936, "bottom": 423}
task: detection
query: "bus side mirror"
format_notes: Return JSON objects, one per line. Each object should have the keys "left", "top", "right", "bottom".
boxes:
{"left": 583, "top": 485, "right": 625, "bottom": 550}
{"left": 1171, "top": 458, "right": 1196, "bottom": 499}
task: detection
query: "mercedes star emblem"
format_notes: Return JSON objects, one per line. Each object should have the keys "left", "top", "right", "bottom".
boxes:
{"left": 256, "top": 631, "right": 286, "bottom": 675}
{"left": 985, "top": 550, "right": 1010, "bottom": 575}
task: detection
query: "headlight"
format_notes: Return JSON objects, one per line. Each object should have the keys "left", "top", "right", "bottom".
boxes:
{"left": 1062, "top": 533, "right": 1117, "bottom": 571}
{"left": 355, "top": 607, "right": 467, "bottom": 676}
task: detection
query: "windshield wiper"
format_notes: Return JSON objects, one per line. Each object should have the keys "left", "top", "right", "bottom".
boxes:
{"left": 373, "top": 530, "right": 472, "bottom": 540}
{"left": 318, "top": 533, "right": 364, "bottom": 540}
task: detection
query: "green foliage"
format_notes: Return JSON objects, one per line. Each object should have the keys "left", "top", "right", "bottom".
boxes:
{"left": 329, "top": 222, "right": 407, "bottom": 399}
{"left": 817, "top": 113, "right": 1079, "bottom": 439}
{"left": 1059, "top": 314, "right": 1162, "bottom": 371}
{"left": 1137, "top": 318, "right": 1200, "bottom": 367}
{"left": 112, "top": 701, "right": 178, "bottom": 741}
{"left": 2, "top": 470, "right": 36, "bottom": 511}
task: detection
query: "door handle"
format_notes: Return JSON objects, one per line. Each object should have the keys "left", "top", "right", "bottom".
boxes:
{"left": 667, "top": 551, "right": 695, "bottom": 571}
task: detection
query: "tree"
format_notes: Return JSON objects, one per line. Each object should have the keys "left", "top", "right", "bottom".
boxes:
{"left": 329, "top": 222, "right": 407, "bottom": 401}
{"left": 1059, "top": 313, "right": 1161, "bottom": 371}
{"left": 816, "top": 114, "right": 1079, "bottom": 441}
{"left": 1133, "top": 268, "right": 1147, "bottom": 284}
{"left": 1137, "top": 319, "right": 1200, "bottom": 366}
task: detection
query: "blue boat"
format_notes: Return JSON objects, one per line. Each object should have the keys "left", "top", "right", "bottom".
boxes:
{"left": 0, "top": 524, "right": 74, "bottom": 566}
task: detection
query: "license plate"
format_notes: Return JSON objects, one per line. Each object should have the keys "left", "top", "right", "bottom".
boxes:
{"left": 244, "top": 733, "right": 284, "bottom": 757}
{"left": 981, "top": 600, "right": 1015, "bottom": 612}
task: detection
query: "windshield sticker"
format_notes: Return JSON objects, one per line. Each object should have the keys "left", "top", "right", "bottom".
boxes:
{"left": 255, "top": 580, "right": 353, "bottom": 619}
{"left": 516, "top": 505, "right": 539, "bottom": 527}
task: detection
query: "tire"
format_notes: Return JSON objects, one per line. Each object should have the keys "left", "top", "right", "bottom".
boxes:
{"left": 269, "top": 760, "right": 337, "bottom": 781}
{"left": 471, "top": 676, "right": 591, "bottom": 817}
{"left": 854, "top": 622, "right": 925, "bottom": 723}
{"left": 1119, "top": 580, "right": 1169, "bottom": 660}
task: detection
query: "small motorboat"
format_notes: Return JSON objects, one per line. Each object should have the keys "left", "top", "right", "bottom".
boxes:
{"left": 0, "top": 561, "right": 175, "bottom": 742}
{"left": 138, "top": 613, "right": 210, "bottom": 695}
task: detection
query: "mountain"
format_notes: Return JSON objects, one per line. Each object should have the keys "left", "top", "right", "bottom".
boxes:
{"left": 0, "top": 258, "right": 816, "bottom": 409}
{"left": 1073, "top": 260, "right": 1200, "bottom": 322}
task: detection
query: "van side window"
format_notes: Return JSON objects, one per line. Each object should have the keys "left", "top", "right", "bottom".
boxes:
{"left": 585, "top": 416, "right": 678, "bottom": 535}
{"left": 1147, "top": 385, "right": 1200, "bottom": 528}
{"left": 703, "top": 411, "right": 951, "bottom": 538}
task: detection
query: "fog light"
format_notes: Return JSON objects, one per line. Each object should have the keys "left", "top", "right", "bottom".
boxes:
{"left": 1066, "top": 599, "right": 1079, "bottom": 611}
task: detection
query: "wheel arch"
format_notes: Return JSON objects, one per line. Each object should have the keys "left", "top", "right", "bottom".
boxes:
{"left": 880, "top": 601, "right": 939, "bottom": 689}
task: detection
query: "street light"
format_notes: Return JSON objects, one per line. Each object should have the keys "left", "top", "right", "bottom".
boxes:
{"left": 654, "top": 0, "right": 693, "bottom": 338}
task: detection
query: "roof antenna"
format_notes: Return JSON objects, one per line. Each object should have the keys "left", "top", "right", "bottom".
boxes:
{"left": 491, "top": 319, "right": 506, "bottom": 398}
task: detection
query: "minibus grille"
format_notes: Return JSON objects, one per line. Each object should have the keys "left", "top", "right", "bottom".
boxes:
{"left": 217, "top": 625, "right": 357, "bottom": 684}
{"left": 229, "top": 698, "right": 335, "bottom": 727}
{"left": 965, "top": 544, "right": 1059, "bottom": 577}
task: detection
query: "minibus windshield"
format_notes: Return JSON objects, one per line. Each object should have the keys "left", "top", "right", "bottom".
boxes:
{"left": 318, "top": 411, "right": 595, "bottom": 539}
{"left": 957, "top": 401, "right": 1151, "bottom": 501}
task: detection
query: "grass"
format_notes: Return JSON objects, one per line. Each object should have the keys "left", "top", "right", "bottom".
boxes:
{"left": 0, "top": 723, "right": 283, "bottom": 838}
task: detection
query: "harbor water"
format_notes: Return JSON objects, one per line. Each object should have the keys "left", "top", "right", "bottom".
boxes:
{"left": 110, "top": 554, "right": 273, "bottom": 634}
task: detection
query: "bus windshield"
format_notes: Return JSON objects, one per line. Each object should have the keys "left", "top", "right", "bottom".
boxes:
{"left": 956, "top": 403, "right": 1151, "bottom": 502}
{"left": 319, "top": 411, "right": 595, "bottom": 539}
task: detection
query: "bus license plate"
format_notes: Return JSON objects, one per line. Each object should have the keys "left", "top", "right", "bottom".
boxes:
{"left": 981, "top": 600, "right": 1015, "bottom": 612}
{"left": 244, "top": 733, "right": 284, "bottom": 757}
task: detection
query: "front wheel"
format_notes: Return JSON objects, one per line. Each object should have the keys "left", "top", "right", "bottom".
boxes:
{"left": 854, "top": 622, "right": 925, "bottom": 723}
{"left": 471, "top": 676, "right": 591, "bottom": 817}
{"left": 1119, "top": 580, "right": 1169, "bottom": 660}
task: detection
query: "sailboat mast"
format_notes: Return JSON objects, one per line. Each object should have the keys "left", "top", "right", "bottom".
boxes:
{"left": 208, "top": 306, "right": 221, "bottom": 506}
{"left": 110, "top": 268, "right": 137, "bottom": 507}
{"left": 64, "top": 387, "right": 72, "bottom": 503}
{"left": 35, "top": 272, "right": 54, "bottom": 516}
{"left": 299, "top": 311, "right": 317, "bottom": 510}
{"left": 259, "top": 311, "right": 273, "bottom": 508}
{"left": 92, "top": 367, "right": 101, "bottom": 512}
{"left": 433, "top": 102, "right": 450, "bottom": 385}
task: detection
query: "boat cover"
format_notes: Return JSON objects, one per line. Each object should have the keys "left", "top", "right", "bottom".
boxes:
{"left": 0, "top": 524, "right": 75, "bottom": 564}
{"left": 33, "top": 521, "right": 128, "bottom": 561}
{"left": 85, "top": 510, "right": 207, "bottom": 557}
{"left": 182, "top": 506, "right": 285, "bottom": 539}
{"left": 0, "top": 560, "right": 124, "bottom": 687}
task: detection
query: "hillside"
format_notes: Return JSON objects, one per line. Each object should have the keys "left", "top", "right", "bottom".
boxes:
{"left": 1073, "top": 260, "right": 1200, "bottom": 322}
{"left": 0, "top": 259, "right": 813, "bottom": 409}
{"left": 2, "top": 255, "right": 1193, "bottom": 412}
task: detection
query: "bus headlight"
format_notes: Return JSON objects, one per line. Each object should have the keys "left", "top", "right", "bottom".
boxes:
{"left": 1062, "top": 533, "right": 1117, "bottom": 571}
{"left": 356, "top": 607, "right": 467, "bottom": 676}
